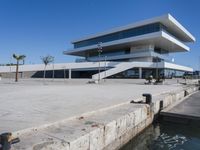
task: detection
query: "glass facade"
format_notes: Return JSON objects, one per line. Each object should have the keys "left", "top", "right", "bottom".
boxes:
{"left": 142, "top": 68, "right": 185, "bottom": 79}
{"left": 87, "top": 49, "right": 130, "bottom": 58}
{"left": 142, "top": 68, "right": 156, "bottom": 79}
{"left": 74, "top": 23, "right": 180, "bottom": 49}
{"left": 164, "top": 69, "right": 185, "bottom": 78}
{"left": 108, "top": 68, "right": 140, "bottom": 78}
{"left": 107, "top": 68, "right": 186, "bottom": 79}
{"left": 154, "top": 47, "right": 169, "bottom": 54}
{"left": 74, "top": 23, "right": 162, "bottom": 48}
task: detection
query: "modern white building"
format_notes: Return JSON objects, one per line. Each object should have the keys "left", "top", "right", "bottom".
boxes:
{"left": 0, "top": 14, "right": 195, "bottom": 79}
{"left": 63, "top": 13, "right": 195, "bottom": 79}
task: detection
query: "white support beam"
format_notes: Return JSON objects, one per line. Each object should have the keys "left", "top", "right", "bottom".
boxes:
{"left": 69, "top": 69, "right": 72, "bottom": 79}
{"left": 139, "top": 68, "right": 142, "bottom": 79}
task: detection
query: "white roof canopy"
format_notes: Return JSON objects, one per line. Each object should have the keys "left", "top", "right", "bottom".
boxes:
{"left": 72, "top": 14, "right": 195, "bottom": 43}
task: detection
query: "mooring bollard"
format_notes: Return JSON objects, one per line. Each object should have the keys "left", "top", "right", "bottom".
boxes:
{"left": 142, "top": 93, "right": 152, "bottom": 105}
{"left": 0, "top": 133, "right": 20, "bottom": 150}
{"left": 159, "top": 100, "right": 164, "bottom": 112}
{"left": 131, "top": 93, "right": 153, "bottom": 105}
{"left": 142, "top": 93, "right": 154, "bottom": 116}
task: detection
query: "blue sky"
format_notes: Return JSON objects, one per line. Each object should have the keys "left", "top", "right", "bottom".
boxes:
{"left": 0, "top": 0, "right": 199, "bottom": 69}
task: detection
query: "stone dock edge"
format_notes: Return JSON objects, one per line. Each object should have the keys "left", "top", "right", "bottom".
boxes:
{"left": 12, "top": 84, "right": 199, "bottom": 150}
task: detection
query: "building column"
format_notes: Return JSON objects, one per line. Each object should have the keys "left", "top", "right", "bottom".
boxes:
{"left": 69, "top": 69, "right": 71, "bottom": 79}
{"left": 139, "top": 68, "right": 142, "bottom": 79}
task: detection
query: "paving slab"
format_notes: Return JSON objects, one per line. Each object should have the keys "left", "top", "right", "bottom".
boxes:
{"left": 11, "top": 103, "right": 148, "bottom": 150}
{"left": 0, "top": 79, "right": 185, "bottom": 133}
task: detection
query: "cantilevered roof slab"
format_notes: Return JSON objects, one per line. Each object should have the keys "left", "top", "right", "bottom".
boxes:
{"left": 64, "top": 31, "right": 190, "bottom": 57}
{"left": 72, "top": 14, "right": 195, "bottom": 44}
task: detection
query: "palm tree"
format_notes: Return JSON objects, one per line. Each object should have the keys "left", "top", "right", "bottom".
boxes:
{"left": 13, "top": 54, "right": 26, "bottom": 82}
{"left": 41, "top": 55, "right": 54, "bottom": 79}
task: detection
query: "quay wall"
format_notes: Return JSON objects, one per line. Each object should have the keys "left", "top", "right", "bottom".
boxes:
{"left": 12, "top": 85, "right": 199, "bottom": 150}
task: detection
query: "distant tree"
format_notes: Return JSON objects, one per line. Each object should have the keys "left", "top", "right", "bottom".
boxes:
{"left": 41, "top": 55, "right": 54, "bottom": 79}
{"left": 13, "top": 54, "right": 26, "bottom": 82}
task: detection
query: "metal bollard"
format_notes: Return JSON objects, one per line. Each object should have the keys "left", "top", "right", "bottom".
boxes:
{"left": 0, "top": 133, "right": 20, "bottom": 150}
{"left": 159, "top": 100, "right": 163, "bottom": 111}
{"left": 142, "top": 93, "right": 152, "bottom": 105}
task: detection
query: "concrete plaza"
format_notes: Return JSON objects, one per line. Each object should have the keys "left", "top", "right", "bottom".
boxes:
{"left": 0, "top": 78, "right": 187, "bottom": 133}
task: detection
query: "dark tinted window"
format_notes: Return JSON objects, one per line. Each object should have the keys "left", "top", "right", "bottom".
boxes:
{"left": 74, "top": 23, "right": 162, "bottom": 48}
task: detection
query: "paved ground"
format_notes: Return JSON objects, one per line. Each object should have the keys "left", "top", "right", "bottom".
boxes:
{"left": 162, "top": 91, "right": 200, "bottom": 120}
{"left": 0, "top": 78, "right": 188, "bottom": 133}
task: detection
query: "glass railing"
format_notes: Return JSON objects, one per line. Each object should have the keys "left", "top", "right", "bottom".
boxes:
{"left": 87, "top": 50, "right": 171, "bottom": 62}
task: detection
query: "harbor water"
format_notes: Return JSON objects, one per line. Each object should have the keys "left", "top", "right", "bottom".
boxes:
{"left": 121, "top": 120, "right": 200, "bottom": 150}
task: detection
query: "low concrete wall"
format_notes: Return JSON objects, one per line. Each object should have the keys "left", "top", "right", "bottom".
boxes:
{"left": 12, "top": 104, "right": 152, "bottom": 150}
{"left": 153, "top": 85, "right": 199, "bottom": 115}
{"left": 0, "top": 71, "right": 65, "bottom": 78}
{"left": 12, "top": 85, "right": 199, "bottom": 150}
{"left": 0, "top": 70, "right": 95, "bottom": 79}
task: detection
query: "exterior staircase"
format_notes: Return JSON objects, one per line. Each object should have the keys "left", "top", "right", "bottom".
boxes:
{"left": 92, "top": 62, "right": 154, "bottom": 80}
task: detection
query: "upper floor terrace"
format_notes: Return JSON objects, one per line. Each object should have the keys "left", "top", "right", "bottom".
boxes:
{"left": 64, "top": 14, "right": 195, "bottom": 58}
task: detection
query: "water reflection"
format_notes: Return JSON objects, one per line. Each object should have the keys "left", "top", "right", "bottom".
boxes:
{"left": 121, "top": 121, "right": 200, "bottom": 150}
{"left": 153, "top": 133, "right": 187, "bottom": 149}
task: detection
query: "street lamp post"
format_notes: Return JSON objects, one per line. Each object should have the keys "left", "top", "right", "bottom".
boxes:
{"left": 104, "top": 56, "right": 107, "bottom": 82}
{"left": 52, "top": 58, "right": 55, "bottom": 81}
{"left": 97, "top": 42, "right": 102, "bottom": 83}
{"left": 156, "top": 57, "right": 159, "bottom": 80}
{"left": 9, "top": 55, "right": 12, "bottom": 81}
